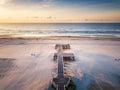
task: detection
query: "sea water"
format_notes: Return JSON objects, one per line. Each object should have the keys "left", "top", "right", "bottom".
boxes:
{"left": 0, "top": 23, "right": 120, "bottom": 37}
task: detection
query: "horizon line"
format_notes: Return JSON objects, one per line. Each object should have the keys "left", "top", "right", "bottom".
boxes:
{"left": 0, "top": 21, "right": 120, "bottom": 24}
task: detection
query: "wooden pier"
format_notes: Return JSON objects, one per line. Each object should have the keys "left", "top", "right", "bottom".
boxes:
{"left": 52, "top": 44, "right": 75, "bottom": 90}
{"left": 54, "top": 53, "right": 74, "bottom": 61}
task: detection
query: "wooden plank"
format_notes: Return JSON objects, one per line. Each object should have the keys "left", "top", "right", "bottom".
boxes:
{"left": 52, "top": 44, "right": 73, "bottom": 90}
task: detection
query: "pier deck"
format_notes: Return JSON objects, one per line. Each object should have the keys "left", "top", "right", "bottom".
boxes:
{"left": 52, "top": 44, "right": 74, "bottom": 90}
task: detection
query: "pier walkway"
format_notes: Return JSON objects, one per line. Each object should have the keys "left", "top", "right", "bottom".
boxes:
{"left": 52, "top": 44, "right": 74, "bottom": 90}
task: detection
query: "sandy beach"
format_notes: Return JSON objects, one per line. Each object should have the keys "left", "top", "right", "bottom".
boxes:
{"left": 0, "top": 36, "right": 120, "bottom": 90}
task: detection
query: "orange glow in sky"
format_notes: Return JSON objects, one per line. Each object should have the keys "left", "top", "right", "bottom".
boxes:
{"left": 0, "top": 0, "right": 120, "bottom": 23}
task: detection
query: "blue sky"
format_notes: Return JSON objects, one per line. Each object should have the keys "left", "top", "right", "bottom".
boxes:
{"left": 5, "top": 0, "right": 120, "bottom": 12}
{"left": 58, "top": 0, "right": 120, "bottom": 10}
{"left": 4, "top": 0, "right": 120, "bottom": 7}
{"left": 10, "top": 0, "right": 120, "bottom": 5}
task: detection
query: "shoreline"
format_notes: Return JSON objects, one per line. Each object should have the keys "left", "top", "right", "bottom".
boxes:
{"left": 0, "top": 35, "right": 120, "bottom": 41}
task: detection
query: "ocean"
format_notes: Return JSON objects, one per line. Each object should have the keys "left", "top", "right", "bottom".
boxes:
{"left": 0, "top": 23, "right": 120, "bottom": 37}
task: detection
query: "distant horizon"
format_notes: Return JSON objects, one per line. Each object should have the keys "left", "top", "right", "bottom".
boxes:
{"left": 0, "top": 21, "right": 120, "bottom": 24}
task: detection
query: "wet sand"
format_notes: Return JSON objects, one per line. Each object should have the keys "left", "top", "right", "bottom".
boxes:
{"left": 0, "top": 36, "right": 120, "bottom": 90}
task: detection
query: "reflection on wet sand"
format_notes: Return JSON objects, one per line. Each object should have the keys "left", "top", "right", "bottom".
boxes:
{"left": 0, "top": 37, "right": 120, "bottom": 90}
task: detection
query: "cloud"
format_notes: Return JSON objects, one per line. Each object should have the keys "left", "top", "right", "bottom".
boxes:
{"left": 47, "top": 16, "right": 52, "bottom": 19}
{"left": 3, "top": 0, "right": 54, "bottom": 4}
{"left": 46, "top": 16, "right": 56, "bottom": 20}
{"left": 0, "top": 0, "right": 11, "bottom": 5}
{"left": 32, "top": 16, "right": 39, "bottom": 19}
{"left": 0, "top": 0, "right": 55, "bottom": 7}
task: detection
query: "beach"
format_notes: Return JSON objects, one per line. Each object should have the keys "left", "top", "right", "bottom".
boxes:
{"left": 0, "top": 36, "right": 120, "bottom": 90}
{"left": 0, "top": 0, "right": 120, "bottom": 89}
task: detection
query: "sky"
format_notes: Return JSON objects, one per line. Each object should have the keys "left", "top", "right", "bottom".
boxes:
{"left": 0, "top": 0, "right": 120, "bottom": 23}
